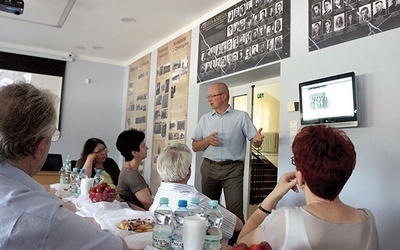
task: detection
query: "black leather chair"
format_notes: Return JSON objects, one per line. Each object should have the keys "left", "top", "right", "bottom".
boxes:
{"left": 41, "top": 154, "right": 63, "bottom": 171}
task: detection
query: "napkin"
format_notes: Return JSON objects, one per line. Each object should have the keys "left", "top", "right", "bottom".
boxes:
{"left": 143, "top": 246, "right": 158, "bottom": 250}
{"left": 50, "top": 183, "right": 69, "bottom": 191}
{"left": 75, "top": 201, "right": 130, "bottom": 219}
{"left": 124, "top": 232, "right": 153, "bottom": 250}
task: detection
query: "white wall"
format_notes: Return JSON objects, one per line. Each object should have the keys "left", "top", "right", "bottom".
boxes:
{"left": 49, "top": 60, "right": 125, "bottom": 164}
{"left": 276, "top": 1, "right": 400, "bottom": 249}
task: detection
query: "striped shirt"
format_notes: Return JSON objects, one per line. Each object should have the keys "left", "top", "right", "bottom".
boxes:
{"left": 149, "top": 182, "right": 236, "bottom": 243}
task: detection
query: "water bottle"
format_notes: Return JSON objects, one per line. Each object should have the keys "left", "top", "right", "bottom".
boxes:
{"left": 204, "top": 200, "right": 223, "bottom": 250}
{"left": 77, "top": 169, "right": 88, "bottom": 195}
{"left": 152, "top": 197, "right": 173, "bottom": 250}
{"left": 188, "top": 197, "right": 205, "bottom": 218}
{"left": 59, "top": 164, "right": 69, "bottom": 184}
{"left": 171, "top": 200, "right": 189, "bottom": 250}
{"left": 93, "top": 169, "right": 104, "bottom": 186}
{"left": 65, "top": 155, "right": 72, "bottom": 172}
{"left": 69, "top": 168, "right": 79, "bottom": 195}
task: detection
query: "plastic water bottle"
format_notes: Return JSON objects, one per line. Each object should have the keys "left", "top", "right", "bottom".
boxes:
{"left": 93, "top": 169, "right": 104, "bottom": 186}
{"left": 204, "top": 200, "right": 223, "bottom": 250}
{"left": 152, "top": 197, "right": 173, "bottom": 250}
{"left": 65, "top": 155, "right": 72, "bottom": 172}
{"left": 171, "top": 200, "right": 189, "bottom": 250}
{"left": 69, "top": 168, "right": 79, "bottom": 195}
{"left": 59, "top": 164, "right": 69, "bottom": 184}
{"left": 77, "top": 169, "right": 88, "bottom": 195}
{"left": 188, "top": 197, "right": 205, "bottom": 218}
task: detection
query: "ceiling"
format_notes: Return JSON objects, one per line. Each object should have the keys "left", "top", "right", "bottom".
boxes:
{"left": 0, "top": 0, "right": 235, "bottom": 65}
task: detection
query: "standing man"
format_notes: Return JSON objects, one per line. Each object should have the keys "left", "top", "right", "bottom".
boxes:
{"left": 0, "top": 84, "right": 128, "bottom": 249}
{"left": 192, "top": 82, "right": 264, "bottom": 222}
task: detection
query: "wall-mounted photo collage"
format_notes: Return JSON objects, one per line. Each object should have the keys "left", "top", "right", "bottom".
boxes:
{"left": 309, "top": 0, "right": 400, "bottom": 51}
{"left": 125, "top": 54, "right": 151, "bottom": 133}
{"left": 197, "top": 0, "right": 290, "bottom": 83}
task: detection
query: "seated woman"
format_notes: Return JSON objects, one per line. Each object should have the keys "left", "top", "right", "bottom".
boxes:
{"left": 238, "top": 125, "right": 379, "bottom": 249}
{"left": 116, "top": 129, "right": 153, "bottom": 210}
{"left": 76, "top": 138, "right": 120, "bottom": 188}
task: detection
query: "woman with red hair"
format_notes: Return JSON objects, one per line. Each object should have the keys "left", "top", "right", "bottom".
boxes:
{"left": 238, "top": 125, "right": 378, "bottom": 249}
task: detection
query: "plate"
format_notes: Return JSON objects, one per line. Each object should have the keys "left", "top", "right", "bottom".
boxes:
{"left": 98, "top": 209, "right": 154, "bottom": 238}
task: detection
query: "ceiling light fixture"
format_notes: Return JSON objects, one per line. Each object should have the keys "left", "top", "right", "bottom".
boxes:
{"left": 121, "top": 17, "right": 136, "bottom": 23}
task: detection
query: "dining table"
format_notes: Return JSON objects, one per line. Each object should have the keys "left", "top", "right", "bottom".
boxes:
{"left": 44, "top": 184, "right": 233, "bottom": 250}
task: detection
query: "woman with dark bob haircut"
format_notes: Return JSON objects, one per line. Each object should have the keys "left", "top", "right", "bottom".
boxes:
{"left": 116, "top": 129, "right": 153, "bottom": 210}
{"left": 76, "top": 138, "right": 120, "bottom": 187}
{"left": 238, "top": 125, "right": 379, "bottom": 249}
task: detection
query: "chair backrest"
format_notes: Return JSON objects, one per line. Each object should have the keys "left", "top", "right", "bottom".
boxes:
{"left": 71, "top": 160, "right": 77, "bottom": 169}
{"left": 41, "top": 154, "right": 63, "bottom": 171}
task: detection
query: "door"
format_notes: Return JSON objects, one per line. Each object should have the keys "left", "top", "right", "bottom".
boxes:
{"left": 229, "top": 82, "right": 280, "bottom": 220}
{"left": 230, "top": 86, "right": 253, "bottom": 220}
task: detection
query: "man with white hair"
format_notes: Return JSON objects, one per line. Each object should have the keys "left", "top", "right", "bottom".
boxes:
{"left": 0, "top": 83, "right": 128, "bottom": 249}
{"left": 149, "top": 143, "right": 243, "bottom": 245}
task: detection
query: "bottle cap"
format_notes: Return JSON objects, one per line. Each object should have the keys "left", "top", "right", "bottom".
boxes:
{"left": 209, "top": 200, "right": 218, "bottom": 207}
{"left": 160, "top": 197, "right": 169, "bottom": 205}
{"left": 80, "top": 169, "right": 85, "bottom": 173}
{"left": 96, "top": 169, "right": 102, "bottom": 174}
{"left": 178, "top": 200, "right": 187, "bottom": 207}
{"left": 191, "top": 197, "right": 200, "bottom": 205}
{"left": 73, "top": 167, "right": 78, "bottom": 172}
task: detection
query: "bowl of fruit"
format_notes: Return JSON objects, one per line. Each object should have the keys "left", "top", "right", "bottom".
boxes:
{"left": 88, "top": 183, "right": 117, "bottom": 203}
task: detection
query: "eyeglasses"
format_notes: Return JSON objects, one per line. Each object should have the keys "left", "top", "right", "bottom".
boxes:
{"left": 291, "top": 156, "right": 296, "bottom": 166}
{"left": 206, "top": 93, "right": 223, "bottom": 99}
{"left": 94, "top": 148, "right": 108, "bottom": 154}
{"left": 51, "top": 129, "right": 61, "bottom": 142}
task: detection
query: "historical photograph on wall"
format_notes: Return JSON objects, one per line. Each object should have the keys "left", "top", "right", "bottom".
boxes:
{"left": 309, "top": 0, "right": 400, "bottom": 51}
{"left": 125, "top": 54, "right": 151, "bottom": 174}
{"left": 125, "top": 54, "right": 151, "bottom": 132}
{"left": 197, "top": 0, "right": 290, "bottom": 83}
{"left": 150, "top": 31, "right": 191, "bottom": 194}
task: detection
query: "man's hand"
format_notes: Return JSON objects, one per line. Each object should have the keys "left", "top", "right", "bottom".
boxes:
{"left": 208, "top": 132, "right": 219, "bottom": 147}
{"left": 192, "top": 132, "right": 219, "bottom": 152}
{"left": 252, "top": 128, "right": 264, "bottom": 148}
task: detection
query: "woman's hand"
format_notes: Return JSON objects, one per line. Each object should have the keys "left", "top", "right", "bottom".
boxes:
{"left": 271, "top": 171, "right": 298, "bottom": 201}
{"left": 86, "top": 153, "right": 97, "bottom": 164}
{"left": 83, "top": 153, "right": 97, "bottom": 177}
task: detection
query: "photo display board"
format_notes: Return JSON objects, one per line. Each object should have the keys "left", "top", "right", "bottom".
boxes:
{"left": 309, "top": 0, "right": 400, "bottom": 51}
{"left": 150, "top": 31, "right": 191, "bottom": 194}
{"left": 125, "top": 54, "right": 151, "bottom": 132}
{"left": 125, "top": 54, "right": 151, "bottom": 174}
{"left": 197, "top": 0, "right": 290, "bottom": 83}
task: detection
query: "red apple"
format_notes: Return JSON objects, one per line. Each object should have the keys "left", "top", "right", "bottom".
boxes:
{"left": 258, "top": 241, "right": 272, "bottom": 250}
{"left": 231, "top": 243, "right": 248, "bottom": 250}
{"left": 249, "top": 244, "right": 261, "bottom": 250}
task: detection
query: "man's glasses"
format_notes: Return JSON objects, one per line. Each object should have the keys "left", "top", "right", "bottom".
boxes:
{"left": 291, "top": 156, "right": 296, "bottom": 166}
{"left": 51, "top": 129, "right": 61, "bottom": 142}
{"left": 94, "top": 148, "right": 108, "bottom": 154}
{"left": 206, "top": 93, "right": 223, "bottom": 99}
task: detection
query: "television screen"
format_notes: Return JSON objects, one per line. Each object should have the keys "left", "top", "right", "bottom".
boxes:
{"left": 299, "top": 72, "right": 358, "bottom": 128}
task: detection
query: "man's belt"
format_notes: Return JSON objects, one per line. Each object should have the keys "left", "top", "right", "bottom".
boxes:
{"left": 204, "top": 158, "right": 243, "bottom": 166}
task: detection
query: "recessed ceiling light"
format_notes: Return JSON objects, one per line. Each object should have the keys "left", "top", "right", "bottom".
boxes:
{"left": 93, "top": 46, "right": 104, "bottom": 50}
{"left": 121, "top": 17, "right": 136, "bottom": 23}
{"left": 73, "top": 45, "right": 85, "bottom": 50}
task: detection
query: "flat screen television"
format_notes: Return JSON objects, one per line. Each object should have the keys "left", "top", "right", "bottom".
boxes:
{"left": 299, "top": 72, "right": 358, "bottom": 128}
